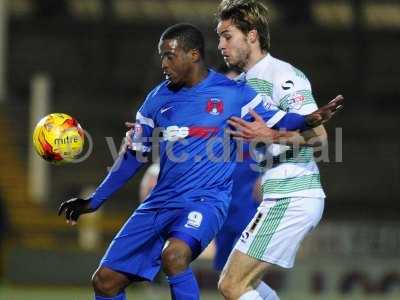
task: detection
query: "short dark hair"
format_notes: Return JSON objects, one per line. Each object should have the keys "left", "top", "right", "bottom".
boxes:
{"left": 160, "top": 23, "right": 205, "bottom": 58}
{"left": 216, "top": 0, "right": 271, "bottom": 52}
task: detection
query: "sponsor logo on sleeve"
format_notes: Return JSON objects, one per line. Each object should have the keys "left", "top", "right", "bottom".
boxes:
{"left": 288, "top": 92, "right": 305, "bottom": 110}
{"left": 281, "top": 80, "right": 294, "bottom": 91}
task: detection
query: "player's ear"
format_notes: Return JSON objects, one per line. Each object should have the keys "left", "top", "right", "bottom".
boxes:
{"left": 190, "top": 49, "right": 202, "bottom": 63}
{"left": 248, "top": 29, "right": 258, "bottom": 44}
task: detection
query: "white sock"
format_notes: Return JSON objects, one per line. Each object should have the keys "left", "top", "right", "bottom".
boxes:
{"left": 238, "top": 290, "right": 263, "bottom": 300}
{"left": 255, "top": 281, "right": 280, "bottom": 300}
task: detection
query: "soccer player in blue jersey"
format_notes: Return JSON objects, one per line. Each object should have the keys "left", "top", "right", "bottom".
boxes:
{"left": 58, "top": 23, "right": 341, "bottom": 300}
{"left": 135, "top": 151, "right": 261, "bottom": 273}
{"left": 135, "top": 148, "right": 262, "bottom": 273}
{"left": 211, "top": 66, "right": 262, "bottom": 272}
{"left": 214, "top": 143, "right": 261, "bottom": 271}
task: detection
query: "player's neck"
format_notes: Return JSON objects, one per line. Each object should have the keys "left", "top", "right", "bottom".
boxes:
{"left": 185, "top": 65, "right": 209, "bottom": 87}
{"left": 244, "top": 50, "right": 268, "bottom": 72}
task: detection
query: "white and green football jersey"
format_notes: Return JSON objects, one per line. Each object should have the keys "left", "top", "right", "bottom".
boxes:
{"left": 245, "top": 54, "right": 326, "bottom": 199}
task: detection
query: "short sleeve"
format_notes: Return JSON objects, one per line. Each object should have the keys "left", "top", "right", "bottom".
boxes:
{"left": 276, "top": 66, "right": 318, "bottom": 115}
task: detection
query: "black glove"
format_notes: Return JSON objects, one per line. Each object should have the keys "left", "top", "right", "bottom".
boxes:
{"left": 58, "top": 197, "right": 94, "bottom": 224}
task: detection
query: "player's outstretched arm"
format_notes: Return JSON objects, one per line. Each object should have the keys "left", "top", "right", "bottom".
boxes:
{"left": 58, "top": 150, "right": 145, "bottom": 224}
{"left": 57, "top": 136, "right": 147, "bottom": 224}
{"left": 228, "top": 94, "right": 343, "bottom": 144}
{"left": 89, "top": 149, "right": 146, "bottom": 210}
{"left": 228, "top": 110, "right": 326, "bottom": 146}
{"left": 227, "top": 110, "right": 304, "bottom": 144}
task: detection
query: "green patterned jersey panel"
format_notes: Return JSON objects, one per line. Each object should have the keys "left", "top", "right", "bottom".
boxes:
{"left": 262, "top": 174, "right": 322, "bottom": 194}
{"left": 279, "top": 147, "right": 314, "bottom": 164}
{"left": 291, "top": 66, "right": 307, "bottom": 80}
{"left": 247, "top": 78, "right": 273, "bottom": 97}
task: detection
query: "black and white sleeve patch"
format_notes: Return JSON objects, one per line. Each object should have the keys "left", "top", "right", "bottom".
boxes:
{"left": 281, "top": 80, "right": 295, "bottom": 91}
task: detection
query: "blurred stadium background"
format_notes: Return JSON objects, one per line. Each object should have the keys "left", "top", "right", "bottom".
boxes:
{"left": 0, "top": 0, "right": 399, "bottom": 299}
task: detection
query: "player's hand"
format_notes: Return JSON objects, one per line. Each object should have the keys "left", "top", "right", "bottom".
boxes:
{"left": 124, "top": 122, "right": 136, "bottom": 149}
{"left": 58, "top": 198, "right": 94, "bottom": 225}
{"left": 305, "top": 95, "right": 344, "bottom": 127}
{"left": 226, "top": 109, "right": 278, "bottom": 142}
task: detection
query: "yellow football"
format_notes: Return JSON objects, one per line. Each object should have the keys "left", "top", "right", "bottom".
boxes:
{"left": 32, "top": 113, "right": 84, "bottom": 164}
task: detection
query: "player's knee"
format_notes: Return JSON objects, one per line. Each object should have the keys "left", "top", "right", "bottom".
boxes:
{"left": 91, "top": 267, "right": 127, "bottom": 297}
{"left": 162, "top": 244, "right": 191, "bottom": 275}
{"left": 218, "top": 273, "right": 243, "bottom": 299}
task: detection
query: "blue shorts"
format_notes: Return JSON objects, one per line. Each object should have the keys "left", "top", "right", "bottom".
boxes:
{"left": 100, "top": 199, "right": 224, "bottom": 281}
{"left": 213, "top": 226, "right": 241, "bottom": 271}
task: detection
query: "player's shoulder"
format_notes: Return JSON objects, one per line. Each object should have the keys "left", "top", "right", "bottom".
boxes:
{"left": 207, "top": 70, "right": 252, "bottom": 96}
{"left": 210, "top": 69, "right": 240, "bottom": 87}
{"left": 269, "top": 55, "right": 311, "bottom": 90}
{"left": 214, "top": 70, "right": 253, "bottom": 92}
{"left": 146, "top": 81, "right": 170, "bottom": 99}
{"left": 207, "top": 71, "right": 256, "bottom": 107}
{"left": 142, "top": 81, "right": 171, "bottom": 107}
{"left": 138, "top": 81, "right": 170, "bottom": 116}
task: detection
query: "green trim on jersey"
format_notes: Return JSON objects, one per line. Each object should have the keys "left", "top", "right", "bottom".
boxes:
{"left": 279, "top": 147, "right": 314, "bottom": 164}
{"left": 247, "top": 198, "right": 290, "bottom": 259}
{"left": 262, "top": 174, "right": 322, "bottom": 194}
{"left": 247, "top": 78, "right": 273, "bottom": 96}
{"left": 291, "top": 66, "right": 307, "bottom": 79}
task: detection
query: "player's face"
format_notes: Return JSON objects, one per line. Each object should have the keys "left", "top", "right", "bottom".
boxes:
{"left": 158, "top": 38, "right": 192, "bottom": 86}
{"left": 217, "top": 19, "right": 251, "bottom": 70}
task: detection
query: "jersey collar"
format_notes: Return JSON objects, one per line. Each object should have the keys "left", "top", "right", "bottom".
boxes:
{"left": 181, "top": 69, "right": 216, "bottom": 92}
{"left": 246, "top": 53, "right": 273, "bottom": 78}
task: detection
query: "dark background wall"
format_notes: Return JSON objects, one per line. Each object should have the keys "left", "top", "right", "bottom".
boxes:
{"left": 3, "top": 0, "right": 400, "bottom": 219}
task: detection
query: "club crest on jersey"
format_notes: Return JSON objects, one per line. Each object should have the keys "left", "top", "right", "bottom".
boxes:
{"left": 288, "top": 92, "right": 305, "bottom": 110}
{"left": 206, "top": 98, "right": 223, "bottom": 115}
{"left": 184, "top": 211, "right": 203, "bottom": 229}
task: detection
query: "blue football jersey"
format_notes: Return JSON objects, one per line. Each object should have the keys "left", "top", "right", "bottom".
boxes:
{"left": 131, "top": 69, "right": 285, "bottom": 214}
{"left": 225, "top": 145, "right": 260, "bottom": 232}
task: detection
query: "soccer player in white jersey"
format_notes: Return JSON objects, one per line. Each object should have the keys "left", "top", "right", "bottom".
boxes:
{"left": 216, "top": 1, "right": 343, "bottom": 299}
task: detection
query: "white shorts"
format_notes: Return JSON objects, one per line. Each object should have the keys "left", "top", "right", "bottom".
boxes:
{"left": 234, "top": 197, "right": 324, "bottom": 269}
